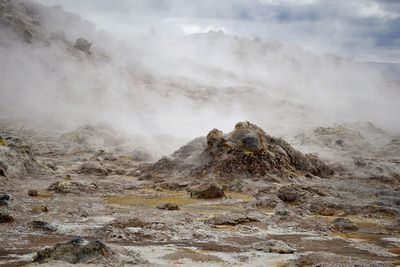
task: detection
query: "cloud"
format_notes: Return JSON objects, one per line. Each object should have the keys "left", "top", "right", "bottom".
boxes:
{"left": 33, "top": 0, "right": 399, "bottom": 62}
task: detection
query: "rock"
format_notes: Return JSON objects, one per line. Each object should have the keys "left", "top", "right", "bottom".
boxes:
{"left": 252, "top": 239, "right": 296, "bottom": 254}
{"left": 207, "top": 128, "right": 226, "bottom": 154}
{"left": 0, "top": 134, "right": 38, "bottom": 179}
{"left": 49, "top": 30, "right": 66, "bottom": 41}
{"left": 156, "top": 202, "right": 179, "bottom": 210}
{"left": 205, "top": 213, "right": 259, "bottom": 226}
{"left": 31, "top": 220, "right": 57, "bottom": 232}
{"left": 277, "top": 184, "right": 305, "bottom": 203}
{"left": 0, "top": 136, "right": 6, "bottom": 146}
{"left": 229, "top": 121, "right": 267, "bottom": 152}
{"left": 28, "top": 189, "right": 39, "bottom": 196}
{"left": 77, "top": 161, "right": 108, "bottom": 176}
{"left": 330, "top": 218, "right": 358, "bottom": 232}
{"left": 308, "top": 200, "right": 337, "bottom": 216}
{"left": 74, "top": 37, "right": 92, "bottom": 54}
{"left": 364, "top": 203, "right": 399, "bottom": 217}
{"left": 0, "top": 167, "right": 6, "bottom": 177}
{"left": 0, "top": 161, "right": 7, "bottom": 177}
{"left": 318, "top": 207, "right": 336, "bottom": 216}
{"left": 48, "top": 180, "right": 72, "bottom": 193}
{"left": 32, "top": 205, "right": 49, "bottom": 213}
{"left": 253, "top": 196, "right": 279, "bottom": 208}
{"left": 0, "top": 194, "right": 11, "bottom": 201}
{"left": 0, "top": 212, "right": 14, "bottom": 223}
{"left": 0, "top": 194, "right": 11, "bottom": 206}
{"left": 189, "top": 183, "right": 225, "bottom": 199}
{"left": 48, "top": 180, "right": 97, "bottom": 194}
{"left": 33, "top": 238, "right": 108, "bottom": 264}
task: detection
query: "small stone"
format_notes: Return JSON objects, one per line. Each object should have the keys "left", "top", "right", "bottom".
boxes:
{"left": 156, "top": 203, "right": 179, "bottom": 210}
{"left": 0, "top": 136, "right": 7, "bottom": 146}
{"left": 0, "top": 212, "right": 14, "bottom": 223}
{"left": 0, "top": 161, "right": 7, "bottom": 177}
{"left": 309, "top": 200, "right": 336, "bottom": 216}
{"left": 253, "top": 196, "right": 278, "bottom": 208}
{"left": 31, "top": 220, "right": 57, "bottom": 231}
{"left": 318, "top": 207, "right": 336, "bottom": 216}
{"left": 32, "top": 205, "right": 49, "bottom": 213}
{"left": 0, "top": 194, "right": 11, "bottom": 201}
{"left": 0, "top": 194, "right": 11, "bottom": 206}
{"left": 28, "top": 189, "right": 39, "bottom": 196}
{"left": 205, "top": 213, "right": 258, "bottom": 226}
{"left": 252, "top": 240, "right": 296, "bottom": 254}
{"left": 48, "top": 180, "right": 72, "bottom": 192}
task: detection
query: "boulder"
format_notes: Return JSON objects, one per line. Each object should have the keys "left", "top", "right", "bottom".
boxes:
{"left": 188, "top": 183, "right": 225, "bottom": 199}
{"left": 229, "top": 121, "right": 267, "bottom": 152}
{"left": 277, "top": 184, "right": 306, "bottom": 203}
{"left": 206, "top": 128, "right": 226, "bottom": 154}
{"left": 74, "top": 37, "right": 92, "bottom": 54}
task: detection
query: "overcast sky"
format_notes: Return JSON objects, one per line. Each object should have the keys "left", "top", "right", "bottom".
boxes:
{"left": 36, "top": 0, "right": 400, "bottom": 63}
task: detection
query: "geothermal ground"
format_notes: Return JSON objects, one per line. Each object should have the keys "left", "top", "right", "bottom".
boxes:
{"left": 0, "top": 121, "right": 399, "bottom": 267}
{"left": 1, "top": 1, "right": 400, "bottom": 266}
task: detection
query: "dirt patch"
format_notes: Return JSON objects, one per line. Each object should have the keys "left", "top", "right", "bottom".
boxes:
{"left": 162, "top": 248, "right": 224, "bottom": 263}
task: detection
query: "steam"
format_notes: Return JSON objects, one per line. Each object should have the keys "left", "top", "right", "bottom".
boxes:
{"left": 0, "top": 0, "right": 399, "bottom": 157}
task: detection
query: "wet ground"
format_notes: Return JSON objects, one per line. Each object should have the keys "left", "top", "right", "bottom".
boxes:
{"left": 1, "top": 123, "right": 400, "bottom": 266}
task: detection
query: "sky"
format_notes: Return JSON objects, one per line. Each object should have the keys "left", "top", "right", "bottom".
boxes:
{"left": 35, "top": 0, "right": 400, "bottom": 63}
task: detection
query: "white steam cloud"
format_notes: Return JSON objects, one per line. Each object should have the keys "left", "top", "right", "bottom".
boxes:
{"left": 0, "top": 0, "right": 399, "bottom": 157}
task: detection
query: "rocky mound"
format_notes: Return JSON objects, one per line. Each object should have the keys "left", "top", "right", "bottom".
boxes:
{"left": 293, "top": 122, "right": 390, "bottom": 154}
{"left": 139, "top": 122, "right": 333, "bottom": 183}
{"left": 33, "top": 238, "right": 108, "bottom": 264}
{"left": 294, "top": 125, "right": 373, "bottom": 152}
